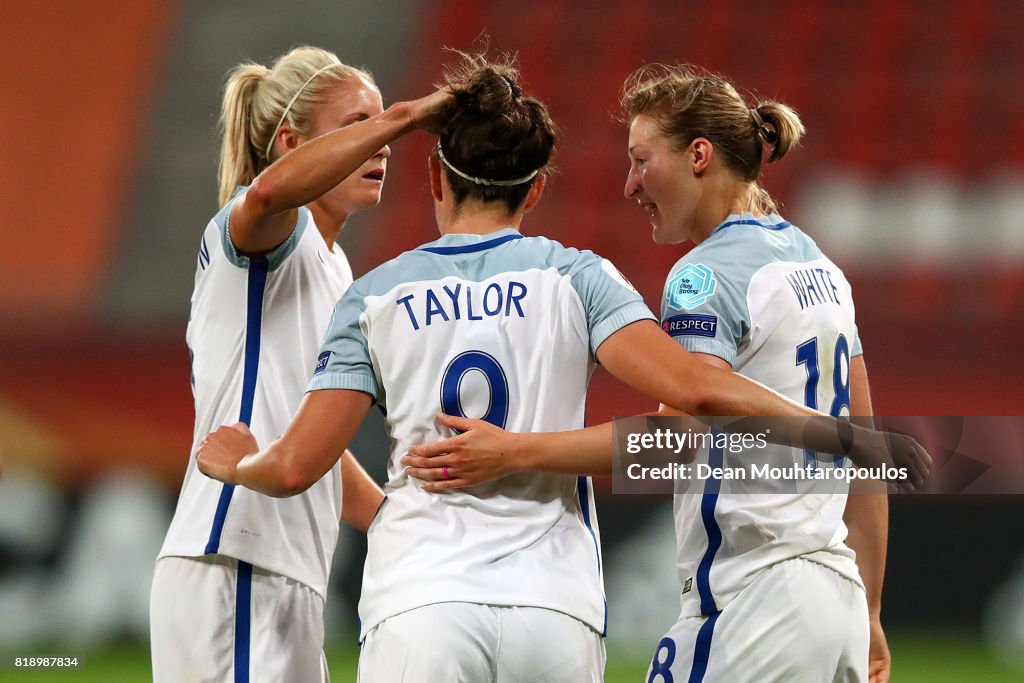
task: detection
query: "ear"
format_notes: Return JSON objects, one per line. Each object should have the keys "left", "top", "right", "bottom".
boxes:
{"left": 690, "top": 137, "right": 713, "bottom": 174}
{"left": 522, "top": 174, "right": 547, "bottom": 214}
{"left": 428, "top": 153, "right": 443, "bottom": 202}
{"left": 269, "top": 126, "right": 301, "bottom": 161}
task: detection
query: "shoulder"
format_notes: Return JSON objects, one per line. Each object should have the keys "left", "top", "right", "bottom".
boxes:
{"left": 510, "top": 236, "right": 644, "bottom": 303}
{"left": 691, "top": 220, "right": 778, "bottom": 262}
{"left": 466, "top": 232, "right": 602, "bottom": 275}
{"left": 668, "top": 217, "right": 825, "bottom": 290}
{"left": 758, "top": 221, "right": 851, "bottom": 281}
{"left": 359, "top": 233, "right": 598, "bottom": 287}
{"left": 345, "top": 245, "right": 439, "bottom": 299}
{"left": 780, "top": 221, "right": 832, "bottom": 262}
{"left": 513, "top": 234, "right": 613, "bottom": 277}
{"left": 208, "top": 185, "right": 313, "bottom": 271}
{"left": 665, "top": 229, "right": 762, "bottom": 300}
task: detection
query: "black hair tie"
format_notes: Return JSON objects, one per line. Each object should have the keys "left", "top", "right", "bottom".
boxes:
{"left": 750, "top": 107, "right": 778, "bottom": 145}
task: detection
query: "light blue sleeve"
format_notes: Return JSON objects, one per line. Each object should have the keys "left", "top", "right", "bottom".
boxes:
{"left": 214, "top": 185, "right": 308, "bottom": 272}
{"left": 565, "top": 251, "right": 657, "bottom": 354}
{"left": 306, "top": 283, "right": 380, "bottom": 399}
{"left": 660, "top": 236, "right": 755, "bottom": 366}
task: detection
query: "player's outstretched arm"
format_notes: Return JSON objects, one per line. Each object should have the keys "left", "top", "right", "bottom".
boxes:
{"left": 197, "top": 389, "right": 372, "bottom": 497}
{"left": 404, "top": 320, "right": 930, "bottom": 491}
{"left": 230, "top": 88, "right": 452, "bottom": 255}
{"left": 599, "top": 320, "right": 929, "bottom": 485}
{"left": 843, "top": 355, "right": 892, "bottom": 683}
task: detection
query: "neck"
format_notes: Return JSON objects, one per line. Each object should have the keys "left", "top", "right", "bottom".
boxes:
{"left": 691, "top": 179, "right": 761, "bottom": 245}
{"left": 439, "top": 203, "right": 522, "bottom": 236}
{"left": 308, "top": 204, "right": 348, "bottom": 251}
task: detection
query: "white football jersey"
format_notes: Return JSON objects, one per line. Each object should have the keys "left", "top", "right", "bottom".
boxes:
{"left": 309, "top": 228, "right": 656, "bottom": 639}
{"left": 662, "top": 213, "right": 864, "bottom": 618}
{"left": 158, "top": 188, "right": 353, "bottom": 598}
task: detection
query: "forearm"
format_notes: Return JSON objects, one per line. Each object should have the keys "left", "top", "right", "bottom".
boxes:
{"left": 340, "top": 449, "right": 385, "bottom": 532}
{"left": 600, "top": 323, "right": 892, "bottom": 463}
{"left": 234, "top": 437, "right": 308, "bottom": 497}
{"left": 844, "top": 485, "right": 888, "bottom": 618}
{"left": 229, "top": 390, "right": 373, "bottom": 497}
{"left": 252, "top": 103, "right": 414, "bottom": 214}
{"left": 844, "top": 355, "right": 886, "bottom": 619}
{"left": 602, "top": 322, "right": 837, "bottom": 444}
{"left": 516, "top": 422, "right": 616, "bottom": 476}
{"left": 511, "top": 368, "right": 893, "bottom": 479}
{"left": 654, "top": 359, "right": 889, "bottom": 463}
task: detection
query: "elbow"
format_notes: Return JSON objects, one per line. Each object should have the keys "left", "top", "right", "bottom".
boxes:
{"left": 279, "top": 466, "right": 315, "bottom": 497}
{"left": 665, "top": 386, "right": 713, "bottom": 416}
{"left": 273, "top": 442, "right": 316, "bottom": 496}
{"left": 690, "top": 389, "right": 719, "bottom": 417}
{"left": 245, "top": 175, "right": 279, "bottom": 215}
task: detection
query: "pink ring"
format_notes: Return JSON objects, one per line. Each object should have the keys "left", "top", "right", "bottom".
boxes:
{"left": 442, "top": 466, "right": 449, "bottom": 480}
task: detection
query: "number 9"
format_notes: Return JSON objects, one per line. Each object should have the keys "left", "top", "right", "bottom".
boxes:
{"left": 440, "top": 350, "right": 509, "bottom": 431}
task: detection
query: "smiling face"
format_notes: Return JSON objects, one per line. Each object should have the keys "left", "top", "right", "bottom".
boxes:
{"left": 624, "top": 114, "right": 702, "bottom": 245}
{"left": 300, "top": 76, "right": 389, "bottom": 217}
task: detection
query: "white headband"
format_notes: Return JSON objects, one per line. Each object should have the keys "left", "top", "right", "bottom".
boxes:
{"left": 435, "top": 144, "right": 540, "bottom": 187}
{"left": 264, "top": 63, "right": 341, "bottom": 159}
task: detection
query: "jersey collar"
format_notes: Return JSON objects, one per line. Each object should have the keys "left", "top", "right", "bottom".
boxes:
{"left": 711, "top": 212, "right": 791, "bottom": 235}
{"left": 418, "top": 228, "right": 524, "bottom": 255}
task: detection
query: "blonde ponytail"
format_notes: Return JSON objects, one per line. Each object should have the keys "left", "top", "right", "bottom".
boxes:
{"left": 218, "top": 63, "right": 269, "bottom": 207}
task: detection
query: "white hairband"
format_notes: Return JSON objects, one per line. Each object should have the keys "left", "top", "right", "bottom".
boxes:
{"left": 435, "top": 144, "right": 540, "bottom": 187}
{"left": 263, "top": 63, "right": 342, "bottom": 159}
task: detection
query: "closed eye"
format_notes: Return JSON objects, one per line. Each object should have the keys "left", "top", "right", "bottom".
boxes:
{"left": 339, "top": 113, "right": 371, "bottom": 129}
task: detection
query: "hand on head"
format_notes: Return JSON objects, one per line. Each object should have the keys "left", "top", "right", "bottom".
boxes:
{"left": 406, "top": 88, "right": 455, "bottom": 135}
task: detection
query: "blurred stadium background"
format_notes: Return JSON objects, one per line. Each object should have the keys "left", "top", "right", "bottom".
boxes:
{"left": 1, "top": 1, "right": 1023, "bottom": 680}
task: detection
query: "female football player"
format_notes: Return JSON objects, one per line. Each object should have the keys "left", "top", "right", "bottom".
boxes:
{"left": 403, "top": 65, "right": 898, "bottom": 683}
{"left": 150, "top": 45, "right": 448, "bottom": 682}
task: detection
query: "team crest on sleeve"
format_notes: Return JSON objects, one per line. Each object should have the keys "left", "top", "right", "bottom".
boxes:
{"left": 667, "top": 263, "right": 717, "bottom": 309}
{"left": 601, "top": 259, "right": 640, "bottom": 294}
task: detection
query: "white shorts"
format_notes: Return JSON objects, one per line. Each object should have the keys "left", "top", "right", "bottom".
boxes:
{"left": 357, "top": 602, "right": 605, "bottom": 683}
{"left": 647, "top": 558, "right": 869, "bottom": 683}
{"left": 150, "top": 555, "right": 329, "bottom": 683}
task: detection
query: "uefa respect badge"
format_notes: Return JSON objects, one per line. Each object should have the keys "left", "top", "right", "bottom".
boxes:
{"left": 667, "top": 263, "right": 717, "bottom": 309}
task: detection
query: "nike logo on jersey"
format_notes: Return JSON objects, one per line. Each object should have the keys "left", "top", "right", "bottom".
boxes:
{"left": 785, "top": 268, "right": 842, "bottom": 310}
{"left": 396, "top": 281, "right": 528, "bottom": 331}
